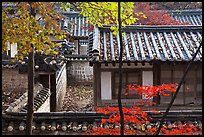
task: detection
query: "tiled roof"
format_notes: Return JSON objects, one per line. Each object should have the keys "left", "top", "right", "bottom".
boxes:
{"left": 61, "top": 12, "right": 89, "bottom": 38}
{"left": 20, "top": 88, "right": 50, "bottom": 112}
{"left": 65, "top": 54, "right": 88, "bottom": 61}
{"left": 167, "top": 9, "right": 202, "bottom": 26}
{"left": 61, "top": 9, "right": 202, "bottom": 38}
{"left": 5, "top": 83, "right": 50, "bottom": 113}
{"left": 88, "top": 26, "right": 202, "bottom": 63}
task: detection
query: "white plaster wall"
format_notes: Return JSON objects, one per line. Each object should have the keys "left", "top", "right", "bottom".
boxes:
{"left": 11, "top": 43, "right": 17, "bottom": 58}
{"left": 7, "top": 42, "right": 17, "bottom": 58}
{"left": 101, "top": 72, "right": 112, "bottom": 100}
{"left": 80, "top": 44, "right": 87, "bottom": 55}
{"left": 142, "top": 71, "right": 153, "bottom": 100}
{"left": 37, "top": 96, "right": 50, "bottom": 112}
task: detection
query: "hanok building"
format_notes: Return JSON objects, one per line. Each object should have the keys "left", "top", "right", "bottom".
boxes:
{"left": 61, "top": 11, "right": 93, "bottom": 83}
{"left": 88, "top": 10, "right": 202, "bottom": 107}
{"left": 88, "top": 26, "right": 202, "bottom": 107}
{"left": 2, "top": 5, "right": 202, "bottom": 134}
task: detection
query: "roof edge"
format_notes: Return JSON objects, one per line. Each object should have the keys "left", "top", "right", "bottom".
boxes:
{"left": 100, "top": 25, "right": 202, "bottom": 32}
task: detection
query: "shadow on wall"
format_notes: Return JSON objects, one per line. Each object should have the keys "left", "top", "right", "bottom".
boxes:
{"left": 2, "top": 67, "right": 41, "bottom": 112}
{"left": 66, "top": 61, "right": 93, "bottom": 85}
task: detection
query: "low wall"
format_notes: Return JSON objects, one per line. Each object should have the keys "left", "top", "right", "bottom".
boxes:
{"left": 2, "top": 67, "right": 28, "bottom": 111}
{"left": 56, "top": 63, "right": 67, "bottom": 111}
{"left": 2, "top": 68, "right": 28, "bottom": 94}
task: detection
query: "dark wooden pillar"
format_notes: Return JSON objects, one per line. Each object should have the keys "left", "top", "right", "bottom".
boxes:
{"left": 153, "top": 61, "right": 161, "bottom": 105}
{"left": 50, "top": 74, "right": 56, "bottom": 112}
{"left": 93, "top": 63, "right": 101, "bottom": 106}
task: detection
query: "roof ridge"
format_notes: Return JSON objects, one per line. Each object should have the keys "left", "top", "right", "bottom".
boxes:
{"left": 99, "top": 25, "right": 202, "bottom": 31}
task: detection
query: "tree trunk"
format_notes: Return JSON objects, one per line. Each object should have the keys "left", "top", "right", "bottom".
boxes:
{"left": 117, "top": 2, "right": 124, "bottom": 135}
{"left": 26, "top": 46, "right": 34, "bottom": 135}
{"left": 26, "top": 3, "right": 35, "bottom": 135}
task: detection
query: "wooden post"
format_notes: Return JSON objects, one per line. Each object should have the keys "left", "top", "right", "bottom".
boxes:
{"left": 93, "top": 63, "right": 100, "bottom": 106}
{"left": 50, "top": 74, "right": 56, "bottom": 112}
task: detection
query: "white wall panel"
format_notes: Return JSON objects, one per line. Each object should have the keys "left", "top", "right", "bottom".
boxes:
{"left": 101, "top": 72, "right": 111, "bottom": 100}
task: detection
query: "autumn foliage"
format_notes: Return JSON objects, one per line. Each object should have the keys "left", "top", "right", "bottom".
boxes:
{"left": 84, "top": 83, "right": 202, "bottom": 135}
{"left": 133, "top": 2, "right": 190, "bottom": 25}
{"left": 80, "top": 2, "right": 191, "bottom": 32}
{"left": 2, "top": 2, "right": 68, "bottom": 60}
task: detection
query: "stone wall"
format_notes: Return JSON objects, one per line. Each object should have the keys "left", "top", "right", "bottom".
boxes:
{"left": 2, "top": 67, "right": 28, "bottom": 111}
{"left": 67, "top": 61, "right": 93, "bottom": 84}
{"left": 2, "top": 68, "right": 28, "bottom": 94}
{"left": 56, "top": 63, "right": 67, "bottom": 111}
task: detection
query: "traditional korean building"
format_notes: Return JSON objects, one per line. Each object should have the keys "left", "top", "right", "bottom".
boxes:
{"left": 88, "top": 25, "right": 202, "bottom": 107}
{"left": 60, "top": 11, "right": 93, "bottom": 83}
{"left": 2, "top": 4, "right": 202, "bottom": 134}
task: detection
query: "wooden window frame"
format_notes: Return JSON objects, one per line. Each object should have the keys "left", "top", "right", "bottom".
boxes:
{"left": 111, "top": 69, "right": 144, "bottom": 99}
{"left": 159, "top": 63, "right": 201, "bottom": 106}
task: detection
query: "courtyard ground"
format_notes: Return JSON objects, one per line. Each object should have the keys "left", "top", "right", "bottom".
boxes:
{"left": 61, "top": 84, "right": 94, "bottom": 112}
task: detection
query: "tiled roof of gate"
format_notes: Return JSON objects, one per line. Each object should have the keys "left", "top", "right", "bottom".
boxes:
{"left": 88, "top": 26, "right": 202, "bottom": 63}
{"left": 61, "top": 12, "right": 89, "bottom": 38}
{"left": 167, "top": 9, "right": 202, "bottom": 26}
{"left": 5, "top": 83, "right": 50, "bottom": 113}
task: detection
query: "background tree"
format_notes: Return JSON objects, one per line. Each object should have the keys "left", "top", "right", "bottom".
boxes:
{"left": 132, "top": 2, "right": 189, "bottom": 25}
{"left": 149, "top": 2, "right": 202, "bottom": 10}
{"left": 2, "top": 2, "right": 68, "bottom": 135}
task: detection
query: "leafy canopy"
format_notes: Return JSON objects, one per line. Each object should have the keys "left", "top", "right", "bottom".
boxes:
{"left": 76, "top": 2, "right": 146, "bottom": 35}
{"left": 2, "top": 2, "right": 68, "bottom": 61}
